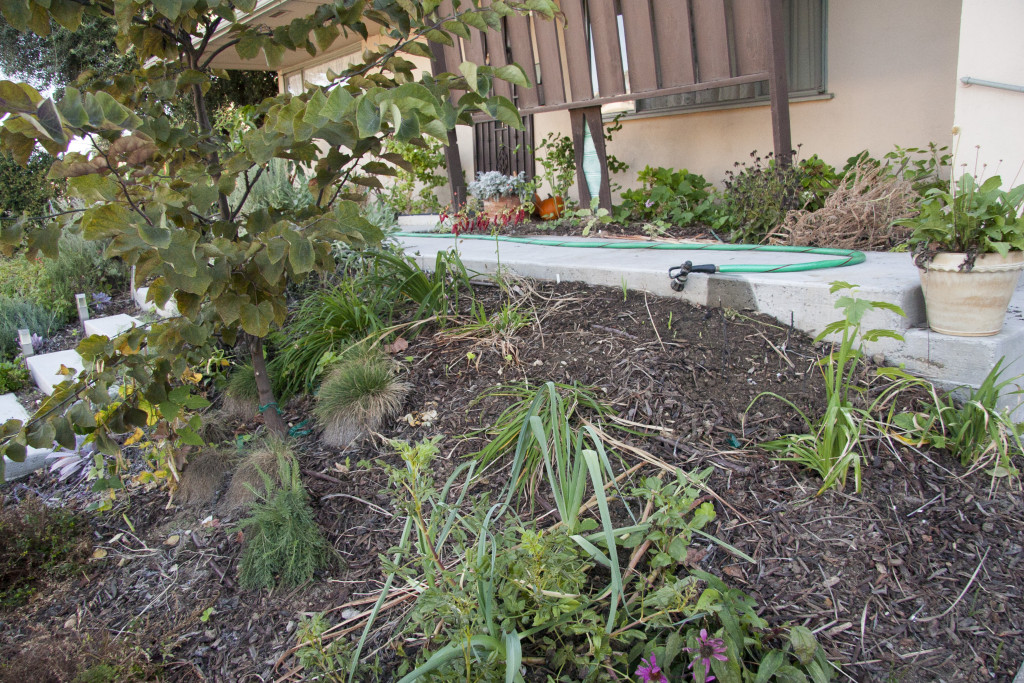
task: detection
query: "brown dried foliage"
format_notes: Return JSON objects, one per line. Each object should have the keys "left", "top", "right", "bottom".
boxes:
{"left": 768, "top": 162, "right": 918, "bottom": 250}
{"left": 175, "top": 448, "right": 237, "bottom": 507}
{"left": 223, "top": 442, "right": 289, "bottom": 511}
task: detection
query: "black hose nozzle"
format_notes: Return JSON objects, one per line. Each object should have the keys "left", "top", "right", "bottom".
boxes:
{"left": 668, "top": 261, "right": 717, "bottom": 291}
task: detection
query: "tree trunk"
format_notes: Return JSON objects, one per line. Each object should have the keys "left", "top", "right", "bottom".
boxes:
{"left": 247, "top": 334, "right": 288, "bottom": 436}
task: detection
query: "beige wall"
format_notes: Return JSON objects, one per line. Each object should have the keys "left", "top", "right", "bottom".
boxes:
{"left": 953, "top": 0, "right": 1024, "bottom": 187}
{"left": 524, "top": 0, "right": 962, "bottom": 200}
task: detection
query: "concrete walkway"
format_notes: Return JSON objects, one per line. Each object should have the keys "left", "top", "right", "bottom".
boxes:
{"left": 398, "top": 232, "right": 1024, "bottom": 415}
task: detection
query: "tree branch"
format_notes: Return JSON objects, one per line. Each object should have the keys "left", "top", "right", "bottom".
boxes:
{"left": 230, "top": 166, "right": 265, "bottom": 221}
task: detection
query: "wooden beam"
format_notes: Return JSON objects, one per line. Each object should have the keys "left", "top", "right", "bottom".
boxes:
{"left": 765, "top": 0, "right": 792, "bottom": 165}
{"left": 430, "top": 41, "right": 467, "bottom": 206}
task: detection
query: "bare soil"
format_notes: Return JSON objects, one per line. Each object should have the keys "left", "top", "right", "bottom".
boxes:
{"left": 1, "top": 281, "right": 1022, "bottom": 682}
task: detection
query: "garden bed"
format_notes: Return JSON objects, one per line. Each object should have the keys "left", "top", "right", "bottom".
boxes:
{"left": 1, "top": 280, "right": 1021, "bottom": 682}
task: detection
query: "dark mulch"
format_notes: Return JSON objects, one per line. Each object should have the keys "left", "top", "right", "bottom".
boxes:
{"left": 1, "top": 281, "right": 1021, "bottom": 682}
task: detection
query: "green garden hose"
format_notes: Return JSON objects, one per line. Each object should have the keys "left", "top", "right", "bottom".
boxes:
{"left": 394, "top": 232, "right": 866, "bottom": 290}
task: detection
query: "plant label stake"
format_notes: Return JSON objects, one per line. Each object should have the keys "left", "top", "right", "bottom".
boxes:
{"left": 76, "top": 293, "right": 90, "bottom": 327}
{"left": 18, "top": 329, "right": 33, "bottom": 357}
{"left": 668, "top": 261, "right": 718, "bottom": 291}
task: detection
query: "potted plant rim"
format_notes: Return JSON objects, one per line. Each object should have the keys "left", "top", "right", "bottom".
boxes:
{"left": 468, "top": 170, "right": 528, "bottom": 219}
{"left": 897, "top": 173, "right": 1024, "bottom": 336}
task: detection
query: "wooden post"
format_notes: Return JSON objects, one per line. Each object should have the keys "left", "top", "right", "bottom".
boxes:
{"left": 429, "top": 42, "right": 468, "bottom": 207}
{"left": 765, "top": 0, "right": 793, "bottom": 166}
{"left": 569, "top": 106, "right": 612, "bottom": 211}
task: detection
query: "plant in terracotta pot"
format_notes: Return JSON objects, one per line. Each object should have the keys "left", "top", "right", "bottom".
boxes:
{"left": 468, "top": 171, "right": 528, "bottom": 219}
{"left": 897, "top": 173, "right": 1024, "bottom": 336}
{"left": 534, "top": 132, "right": 575, "bottom": 220}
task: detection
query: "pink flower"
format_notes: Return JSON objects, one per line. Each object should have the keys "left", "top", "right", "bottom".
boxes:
{"left": 635, "top": 653, "right": 669, "bottom": 683}
{"left": 685, "top": 629, "right": 728, "bottom": 682}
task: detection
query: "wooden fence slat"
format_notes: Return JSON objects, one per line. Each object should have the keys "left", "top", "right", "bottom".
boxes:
{"left": 651, "top": 0, "right": 695, "bottom": 87}
{"left": 506, "top": 14, "right": 539, "bottom": 109}
{"left": 732, "top": 0, "right": 770, "bottom": 75}
{"left": 588, "top": 0, "right": 625, "bottom": 97}
{"left": 621, "top": 0, "right": 658, "bottom": 94}
{"left": 692, "top": 0, "right": 732, "bottom": 81}
{"left": 533, "top": 15, "right": 565, "bottom": 106}
{"left": 559, "top": 0, "right": 593, "bottom": 101}
{"left": 487, "top": 20, "right": 513, "bottom": 100}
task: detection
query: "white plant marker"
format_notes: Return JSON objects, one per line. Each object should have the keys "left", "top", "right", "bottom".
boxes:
{"left": 18, "top": 328, "right": 33, "bottom": 357}
{"left": 76, "top": 293, "right": 89, "bottom": 325}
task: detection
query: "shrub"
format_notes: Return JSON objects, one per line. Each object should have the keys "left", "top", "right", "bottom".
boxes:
{"left": 721, "top": 150, "right": 838, "bottom": 244}
{"left": 615, "top": 165, "right": 716, "bottom": 227}
{"left": 0, "top": 361, "right": 29, "bottom": 393}
{"left": 271, "top": 277, "right": 392, "bottom": 398}
{"left": 379, "top": 137, "right": 448, "bottom": 215}
{"left": 0, "top": 495, "right": 91, "bottom": 608}
{"left": 0, "top": 298, "right": 62, "bottom": 362}
{"left": 314, "top": 348, "right": 409, "bottom": 447}
{"left": 236, "top": 452, "right": 333, "bottom": 590}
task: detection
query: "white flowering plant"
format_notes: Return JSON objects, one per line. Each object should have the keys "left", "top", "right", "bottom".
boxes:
{"left": 467, "top": 171, "right": 529, "bottom": 201}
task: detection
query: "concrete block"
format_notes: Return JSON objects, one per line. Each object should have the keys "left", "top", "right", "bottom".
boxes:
{"left": 26, "top": 349, "right": 84, "bottom": 396}
{"left": 0, "top": 393, "right": 51, "bottom": 480}
{"left": 397, "top": 214, "right": 442, "bottom": 233}
{"left": 84, "top": 314, "right": 142, "bottom": 339}
{"left": 134, "top": 287, "right": 178, "bottom": 318}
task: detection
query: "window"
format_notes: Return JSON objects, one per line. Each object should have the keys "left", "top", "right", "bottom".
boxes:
{"left": 634, "top": 0, "right": 826, "bottom": 114}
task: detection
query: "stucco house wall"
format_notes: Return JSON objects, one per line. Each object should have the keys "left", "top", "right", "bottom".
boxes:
{"left": 953, "top": 0, "right": 1024, "bottom": 188}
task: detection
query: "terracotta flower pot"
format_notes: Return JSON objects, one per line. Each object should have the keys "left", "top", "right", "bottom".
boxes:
{"left": 536, "top": 196, "right": 565, "bottom": 220}
{"left": 917, "top": 251, "right": 1024, "bottom": 336}
{"left": 482, "top": 195, "right": 521, "bottom": 218}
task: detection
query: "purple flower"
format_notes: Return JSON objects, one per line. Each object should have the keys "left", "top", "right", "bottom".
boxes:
{"left": 644, "top": 199, "right": 655, "bottom": 208}
{"left": 635, "top": 653, "right": 668, "bottom": 683}
{"left": 685, "top": 629, "right": 728, "bottom": 682}
{"left": 91, "top": 292, "right": 112, "bottom": 311}
{"left": 31, "top": 333, "right": 43, "bottom": 351}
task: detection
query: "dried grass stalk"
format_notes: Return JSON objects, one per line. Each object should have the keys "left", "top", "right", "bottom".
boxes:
{"left": 768, "top": 162, "right": 918, "bottom": 250}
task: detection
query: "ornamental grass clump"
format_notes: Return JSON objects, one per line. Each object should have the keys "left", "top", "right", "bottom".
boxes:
{"left": 236, "top": 452, "right": 333, "bottom": 590}
{"left": 221, "top": 363, "right": 260, "bottom": 419}
{"left": 314, "top": 348, "right": 409, "bottom": 447}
